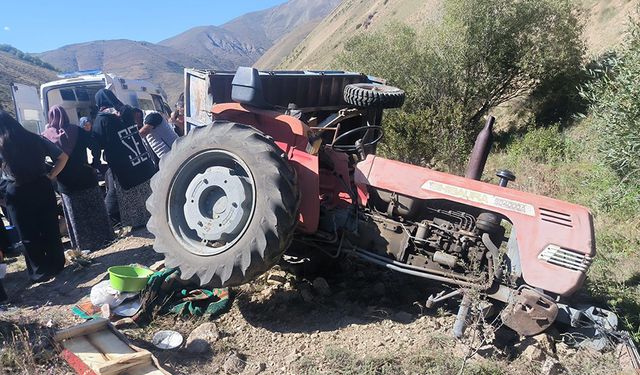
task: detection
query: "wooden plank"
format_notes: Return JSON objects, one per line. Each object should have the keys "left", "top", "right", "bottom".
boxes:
{"left": 55, "top": 319, "right": 110, "bottom": 342}
{"left": 87, "top": 330, "right": 135, "bottom": 359}
{"left": 63, "top": 337, "right": 107, "bottom": 370}
{"left": 94, "top": 351, "right": 152, "bottom": 375}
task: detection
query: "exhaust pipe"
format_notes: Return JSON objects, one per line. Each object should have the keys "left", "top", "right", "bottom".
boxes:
{"left": 465, "top": 116, "right": 495, "bottom": 180}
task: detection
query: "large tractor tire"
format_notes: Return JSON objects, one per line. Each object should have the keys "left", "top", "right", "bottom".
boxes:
{"left": 146, "top": 121, "right": 299, "bottom": 288}
{"left": 344, "top": 83, "right": 405, "bottom": 109}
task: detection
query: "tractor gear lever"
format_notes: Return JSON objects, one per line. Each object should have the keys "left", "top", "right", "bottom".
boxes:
{"left": 496, "top": 169, "right": 516, "bottom": 187}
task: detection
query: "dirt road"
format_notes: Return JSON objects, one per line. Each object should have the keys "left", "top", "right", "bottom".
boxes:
{"left": 0, "top": 230, "right": 627, "bottom": 374}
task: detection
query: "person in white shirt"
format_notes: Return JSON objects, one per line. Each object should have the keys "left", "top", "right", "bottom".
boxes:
{"left": 140, "top": 112, "right": 178, "bottom": 160}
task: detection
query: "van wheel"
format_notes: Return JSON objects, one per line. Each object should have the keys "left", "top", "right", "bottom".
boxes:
{"left": 146, "top": 121, "right": 299, "bottom": 287}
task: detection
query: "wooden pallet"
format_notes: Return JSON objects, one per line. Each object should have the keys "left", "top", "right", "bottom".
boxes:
{"left": 54, "top": 319, "right": 170, "bottom": 375}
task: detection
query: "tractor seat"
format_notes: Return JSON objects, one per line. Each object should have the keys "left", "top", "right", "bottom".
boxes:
{"left": 231, "top": 67, "right": 271, "bottom": 109}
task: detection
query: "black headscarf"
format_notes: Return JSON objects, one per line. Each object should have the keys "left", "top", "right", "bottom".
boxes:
{"left": 95, "top": 89, "right": 124, "bottom": 112}
{"left": 0, "top": 111, "right": 47, "bottom": 183}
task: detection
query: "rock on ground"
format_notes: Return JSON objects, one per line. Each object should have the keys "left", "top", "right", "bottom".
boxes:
{"left": 185, "top": 322, "right": 221, "bottom": 354}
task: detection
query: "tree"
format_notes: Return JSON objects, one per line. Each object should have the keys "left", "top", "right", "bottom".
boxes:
{"left": 336, "top": 0, "right": 584, "bottom": 171}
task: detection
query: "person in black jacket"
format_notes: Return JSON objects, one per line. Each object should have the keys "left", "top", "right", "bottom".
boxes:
{"left": 92, "top": 89, "right": 156, "bottom": 228}
{"left": 0, "top": 111, "right": 68, "bottom": 282}
{"left": 43, "top": 106, "right": 114, "bottom": 251}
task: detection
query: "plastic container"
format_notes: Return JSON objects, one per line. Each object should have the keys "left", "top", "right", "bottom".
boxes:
{"left": 108, "top": 266, "right": 154, "bottom": 292}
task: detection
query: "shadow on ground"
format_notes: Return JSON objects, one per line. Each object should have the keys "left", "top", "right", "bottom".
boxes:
{"left": 236, "top": 258, "right": 460, "bottom": 334}
{"left": 3, "top": 229, "right": 162, "bottom": 309}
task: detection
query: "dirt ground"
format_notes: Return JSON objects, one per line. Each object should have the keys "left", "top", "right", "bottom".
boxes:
{"left": 0, "top": 229, "right": 633, "bottom": 374}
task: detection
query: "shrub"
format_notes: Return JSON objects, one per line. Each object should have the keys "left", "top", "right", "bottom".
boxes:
{"left": 580, "top": 14, "right": 640, "bottom": 184}
{"left": 336, "top": 0, "right": 584, "bottom": 171}
{"left": 507, "top": 125, "right": 568, "bottom": 164}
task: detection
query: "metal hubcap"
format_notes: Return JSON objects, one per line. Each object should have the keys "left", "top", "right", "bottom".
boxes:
{"left": 183, "top": 166, "right": 251, "bottom": 242}
{"left": 167, "top": 149, "right": 256, "bottom": 256}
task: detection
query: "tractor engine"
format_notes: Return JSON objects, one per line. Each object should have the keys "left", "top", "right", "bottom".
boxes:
{"left": 347, "top": 204, "right": 497, "bottom": 289}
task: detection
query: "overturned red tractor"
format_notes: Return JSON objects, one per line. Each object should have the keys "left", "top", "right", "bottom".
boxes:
{"left": 147, "top": 67, "right": 631, "bottom": 349}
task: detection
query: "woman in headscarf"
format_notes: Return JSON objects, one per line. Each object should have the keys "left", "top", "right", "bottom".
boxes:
{"left": 43, "top": 106, "right": 114, "bottom": 251}
{"left": 92, "top": 89, "right": 156, "bottom": 228}
{"left": 0, "top": 110, "right": 68, "bottom": 283}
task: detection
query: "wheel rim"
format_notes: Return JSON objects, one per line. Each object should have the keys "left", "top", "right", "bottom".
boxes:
{"left": 167, "top": 149, "right": 256, "bottom": 256}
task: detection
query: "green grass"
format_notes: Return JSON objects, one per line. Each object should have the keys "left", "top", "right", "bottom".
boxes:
{"left": 297, "top": 346, "right": 506, "bottom": 375}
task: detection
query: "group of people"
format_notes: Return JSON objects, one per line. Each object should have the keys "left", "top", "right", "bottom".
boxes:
{"left": 0, "top": 89, "right": 183, "bottom": 302}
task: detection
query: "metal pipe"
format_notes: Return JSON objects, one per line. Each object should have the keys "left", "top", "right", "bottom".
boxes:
{"left": 352, "top": 249, "right": 479, "bottom": 288}
{"left": 465, "top": 116, "right": 495, "bottom": 180}
{"left": 482, "top": 233, "right": 503, "bottom": 280}
{"left": 453, "top": 293, "right": 472, "bottom": 339}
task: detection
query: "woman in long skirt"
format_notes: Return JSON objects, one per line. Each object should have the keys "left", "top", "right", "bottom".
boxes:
{"left": 43, "top": 106, "right": 114, "bottom": 251}
{"left": 105, "top": 169, "right": 151, "bottom": 228}
{"left": 0, "top": 111, "right": 68, "bottom": 282}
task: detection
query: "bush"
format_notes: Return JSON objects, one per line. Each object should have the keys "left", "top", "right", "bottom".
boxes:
{"left": 580, "top": 16, "right": 640, "bottom": 184}
{"left": 507, "top": 125, "right": 568, "bottom": 164}
{"left": 336, "top": 0, "right": 584, "bottom": 172}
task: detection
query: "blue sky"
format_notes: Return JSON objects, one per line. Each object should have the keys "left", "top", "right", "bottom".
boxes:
{"left": 0, "top": 0, "right": 287, "bottom": 53}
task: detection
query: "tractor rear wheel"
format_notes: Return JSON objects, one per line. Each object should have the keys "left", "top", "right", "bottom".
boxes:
{"left": 146, "top": 121, "right": 299, "bottom": 288}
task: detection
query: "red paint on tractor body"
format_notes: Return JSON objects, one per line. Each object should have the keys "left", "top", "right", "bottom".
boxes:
{"left": 356, "top": 155, "right": 595, "bottom": 296}
{"left": 211, "top": 103, "right": 595, "bottom": 297}
{"left": 212, "top": 103, "right": 320, "bottom": 233}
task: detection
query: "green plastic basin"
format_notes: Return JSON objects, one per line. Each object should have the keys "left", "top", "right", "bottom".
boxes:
{"left": 108, "top": 266, "right": 154, "bottom": 292}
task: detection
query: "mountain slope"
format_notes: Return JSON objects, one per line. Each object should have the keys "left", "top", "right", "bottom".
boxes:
{"left": 254, "top": 20, "right": 321, "bottom": 69}
{"left": 37, "top": 0, "right": 342, "bottom": 103}
{"left": 279, "top": 0, "right": 638, "bottom": 70}
{"left": 160, "top": 0, "right": 342, "bottom": 69}
{"left": 0, "top": 50, "right": 57, "bottom": 117}
{"left": 38, "top": 40, "right": 208, "bottom": 103}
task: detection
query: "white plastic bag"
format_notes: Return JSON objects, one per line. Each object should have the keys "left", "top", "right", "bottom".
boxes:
{"left": 90, "top": 280, "right": 137, "bottom": 308}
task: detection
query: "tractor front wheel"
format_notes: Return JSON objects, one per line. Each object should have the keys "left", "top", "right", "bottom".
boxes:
{"left": 146, "top": 121, "right": 299, "bottom": 288}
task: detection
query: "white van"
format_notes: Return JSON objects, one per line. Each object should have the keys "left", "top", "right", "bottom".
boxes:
{"left": 11, "top": 70, "right": 170, "bottom": 134}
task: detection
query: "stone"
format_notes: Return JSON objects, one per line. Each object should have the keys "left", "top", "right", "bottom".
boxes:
{"left": 244, "top": 362, "right": 267, "bottom": 375}
{"left": 223, "top": 353, "right": 246, "bottom": 374}
{"left": 267, "top": 270, "right": 287, "bottom": 285}
{"left": 185, "top": 322, "right": 220, "bottom": 354}
{"left": 520, "top": 338, "right": 546, "bottom": 362}
{"left": 312, "top": 277, "right": 331, "bottom": 296}
{"left": 533, "top": 333, "right": 557, "bottom": 356}
{"left": 541, "top": 358, "right": 563, "bottom": 375}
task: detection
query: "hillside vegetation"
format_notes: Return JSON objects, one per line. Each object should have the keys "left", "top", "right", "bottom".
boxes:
{"left": 278, "top": 0, "right": 638, "bottom": 70}
{"left": 333, "top": 0, "right": 640, "bottom": 346}
{"left": 0, "top": 50, "right": 58, "bottom": 117}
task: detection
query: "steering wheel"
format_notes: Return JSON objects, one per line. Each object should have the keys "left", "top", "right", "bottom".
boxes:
{"left": 331, "top": 125, "right": 384, "bottom": 153}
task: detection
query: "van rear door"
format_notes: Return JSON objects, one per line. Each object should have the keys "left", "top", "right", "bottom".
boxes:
{"left": 184, "top": 69, "right": 214, "bottom": 133}
{"left": 11, "top": 83, "right": 45, "bottom": 134}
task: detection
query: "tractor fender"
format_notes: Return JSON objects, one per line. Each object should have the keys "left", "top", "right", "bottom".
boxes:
{"left": 355, "top": 155, "right": 595, "bottom": 297}
{"left": 212, "top": 103, "right": 320, "bottom": 233}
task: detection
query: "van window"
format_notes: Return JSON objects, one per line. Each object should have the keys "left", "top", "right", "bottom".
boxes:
{"left": 138, "top": 98, "right": 155, "bottom": 111}
{"left": 151, "top": 94, "right": 164, "bottom": 111}
{"left": 75, "top": 88, "right": 90, "bottom": 101}
{"left": 60, "top": 89, "right": 76, "bottom": 101}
